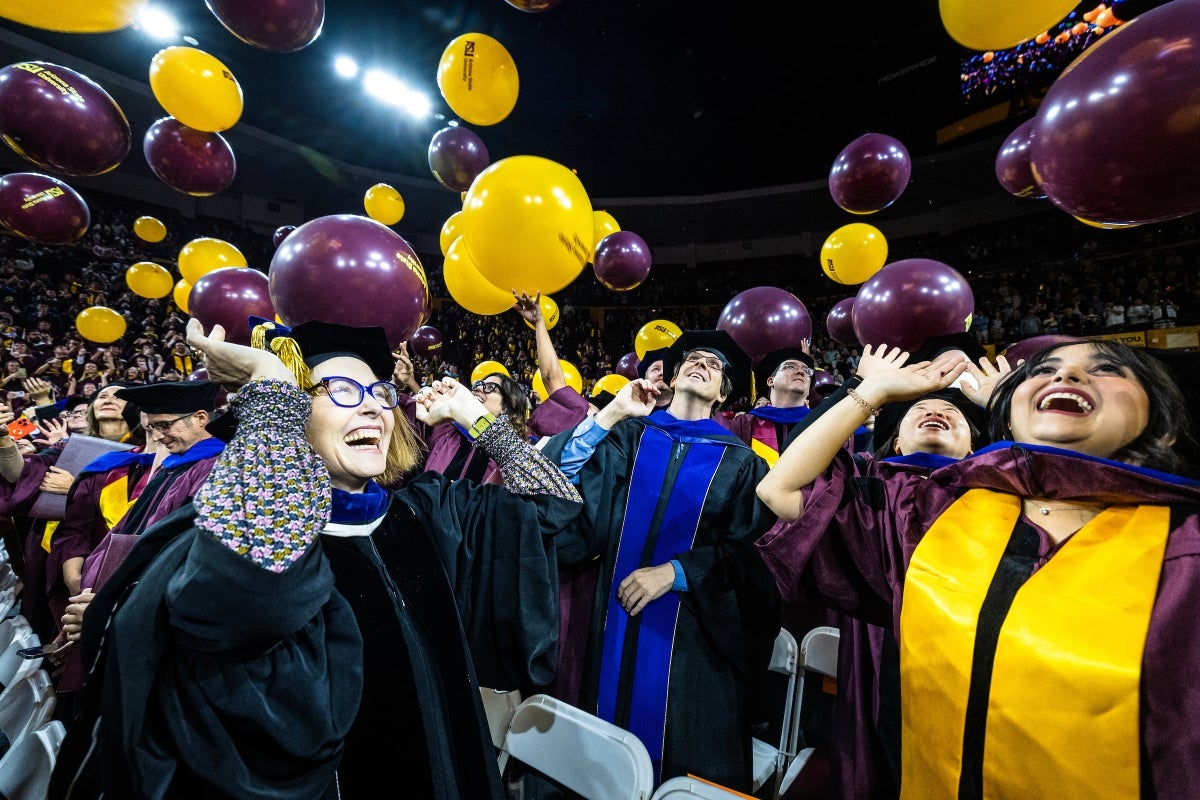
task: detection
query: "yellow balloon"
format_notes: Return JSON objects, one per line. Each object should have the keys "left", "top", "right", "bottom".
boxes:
{"left": 593, "top": 209, "right": 620, "bottom": 248}
{"left": 939, "top": 0, "right": 1078, "bottom": 50}
{"left": 149, "top": 46, "right": 244, "bottom": 133}
{"left": 0, "top": 0, "right": 147, "bottom": 32}
{"left": 177, "top": 237, "right": 247, "bottom": 284}
{"left": 820, "top": 223, "right": 888, "bottom": 285}
{"left": 461, "top": 156, "right": 593, "bottom": 296}
{"left": 634, "top": 319, "right": 682, "bottom": 360}
{"left": 532, "top": 359, "right": 582, "bottom": 402}
{"left": 75, "top": 306, "right": 126, "bottom": 343}
{"left": 443, "top": 237, "right": 518, "bottom": 316}
{"left": 522, "top": 294, "right": 559, "bottom": 331}
{"left": 173, "top": 279, "right": 192, "bottom": 313}
{"left": 133, "top": 215, "right": 167, "bottom": 243}
{"left": 471, "top": 360, "right": 510, "bottom": 384}
{"left": 125, "top": 261, "right": 174, "bottom": 299}
{"left": 436, "top": 33, "right": 520, "bottom": 126}
{"left": 591, "top": 373, "right": 630, "bottom": 398}
{"left": 439, "top": 211, "right": 464, "bottom": 257}
{"left": 364, "top": 183, "right": 405, "bottom": 225}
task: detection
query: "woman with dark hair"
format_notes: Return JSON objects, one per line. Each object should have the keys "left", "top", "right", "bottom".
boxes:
{"left": 756, "top": 340, "right": 1200, "bottom": 799}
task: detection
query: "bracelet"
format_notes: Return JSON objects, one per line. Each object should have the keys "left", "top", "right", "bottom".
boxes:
{"left": 845, "top": 387, "right": 881, "bottom": 417}
{"left": 467, "top": 412, "right": 497, "bottom": 441}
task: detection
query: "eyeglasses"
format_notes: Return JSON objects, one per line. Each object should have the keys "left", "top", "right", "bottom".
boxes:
{"left": 776, "top": 362, "right": 814, "bottom": 377}
{"left": 63, "top": 409, "right": 88, "bottom": 419}
{"left": 308, "top": 376, "right": 400, "bottom": 409}
{"left": 144, "top": 411, "right": 196, "bottom": 435}
{"left": 682, "top": 353, "right": 725, "bottom": 371}
{"left": 471, "top": 381, "right": 503, "bottom": 395}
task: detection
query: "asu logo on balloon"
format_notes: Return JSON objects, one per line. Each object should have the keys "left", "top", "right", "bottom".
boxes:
{"left": 21, "top": 186, "right": 63, "bottom": 210}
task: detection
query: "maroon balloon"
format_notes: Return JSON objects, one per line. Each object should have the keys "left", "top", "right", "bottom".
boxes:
{"left": 427, "top": 126, "right": 490, "bottom": 192}
{"left": 269, "top": 214, "right": 430, "bottom": 349}
{"left": 811, "top": 369, "right": 839, "bottom": 398}
{"left": 1001, "top": 334, "right": 1082, "bottom": 366}
{"left": 205, "top": 0, "right": 325, "bottom": 53}
{"left": 503, "top": 0, "right": 565, "bottom": 11}
{"left": 0, "top": 172, "right": 90, "bottom": 245}
{"left": 593, "top": 230, "right": 652, "bottom": 291}
{"left": 716, "top": 286, "right": 813, "bottom": 365}
{"left": 188, "top": 367, "right": 209, "bottom": 382}
{"left": 188, "top": 267, "right": 275, "bottom": 346}
{"left": 272, "top": 225, "right": 296, "bottom": 248}
{"left": 825, "top": 297, "right": 858, "bottom": 345}
{"left": 851, "top": 259, "right": 975, "bottom": 352}
{"left": 144, "top": 117, "right": 236, "bottom": 196}
{"left": 0, "top": 61, "right": 131, "bottom": 177}
{"left": 615, "top": 351, "right": 640, "bottom": 380}
{"left": 1030, "top": 0, "right": 1200, "bottom": 225}
{"left": 828, "top": 132, "right": 912, "bottom": 214}
{"left": 995, "top": 118, "right": 1045, "bottom": 200}
{"left": 409, "top": 325, "right": 443, "bottom": 358}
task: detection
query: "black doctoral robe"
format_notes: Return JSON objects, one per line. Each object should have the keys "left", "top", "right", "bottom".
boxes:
{"left": 50, "top": 468, "right": 578, "bottom": 800}
{"left": 542, "top": 412, "right": 781, "bottom": 791}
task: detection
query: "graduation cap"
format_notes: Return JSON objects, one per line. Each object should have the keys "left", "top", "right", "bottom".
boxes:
{"left": 871, "top": 388, "right": 988, "bottom": 458}
{"left": 754, "top": 347, "right": 815, "bottom": 401}
{"left": 115, "top": 381, "right": 221, "bottom": 415}
{"left": 637, "top": 347, "right": 673, "bottom": 380}
{"left": 248, "top": 316, "right": 394, "bottom": 382}
{"left": 664, "top": 329, "right": 752, "bottom": 406}
{"left": 60, "top": 394, "right": 89, "bottom": 412}
{"left": 909, "top": 332, "right": 986, "bottom": 365}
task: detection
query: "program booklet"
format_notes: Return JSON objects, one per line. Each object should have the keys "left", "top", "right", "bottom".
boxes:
{"left": 28, "top": 435, "right": 135, "bottom": 521}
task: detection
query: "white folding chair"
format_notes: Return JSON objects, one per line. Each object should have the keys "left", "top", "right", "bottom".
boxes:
{"left": 0, "top": 586, "right": 15, "bottom": 621}
{"left": 479, "top": 687, "right": 523, "bottom": 756}
{"left": 0, "top": 615, "right": 32, "bottom": 653}
{"left": 0, "top": 632, "right": 42, "bottom": 700}
{"left": 0, "top": 719, "right": 67, "bottom": 800}
{"left": 780, "top": 626, "right": 841, "bottom": 794}
{"left": 498, "top": 693, "right": 654, "bottom": 800}
{"left": 0, "top": 669, "right": 55, "bottom": 766}
{"left": 750, "top": 628, "right": 800, "bottom": 800}
{"left": 650, "top": 775, "right": 750, "bottom": 799}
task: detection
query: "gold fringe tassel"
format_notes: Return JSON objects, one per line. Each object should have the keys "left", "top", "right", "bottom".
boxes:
{"left": 250, "top": 320, "right": 312, "bottom": 388}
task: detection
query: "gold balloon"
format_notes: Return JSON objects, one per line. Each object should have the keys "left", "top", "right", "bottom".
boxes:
{"left": 125, "top": 261, "right": 174, "bottom": 298}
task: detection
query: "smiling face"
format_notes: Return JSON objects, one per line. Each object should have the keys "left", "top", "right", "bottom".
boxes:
{"left": 768, "top": 359, "right": 812, "bottom": 401}
{"left": 895, "top": 398, "right": 975, "bottom": 458}
{"left": 1008, "top": 343, "right": 1150, "bottom": 460}
{"left": 671, "top": 349, "right": 728, "bottom": 406}
{"left": 306, "top": 356, "right": 394, "bottom": 492}
{"left": 471, "top": 375, "right": 506, "bottom": 416}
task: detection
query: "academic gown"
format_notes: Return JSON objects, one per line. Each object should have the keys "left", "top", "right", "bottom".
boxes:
{"left": 326, "top": 471, "right": 578, "bottom": 800}
{"left": 51, "top": 457, "right": 579, "bottom": 800}
{"left": 541, "top": 412, "right": 781, "bottom": 791}
{"left": 0, "top": 444, "right": 64, "bottom": 640}
{"left": 756, "top": 443, "right": 1200, "bottom": 799}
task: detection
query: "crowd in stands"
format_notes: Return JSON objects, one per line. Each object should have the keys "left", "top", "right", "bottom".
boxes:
{"left": 2, "top": 189, "right": 1199, "bottom": 421}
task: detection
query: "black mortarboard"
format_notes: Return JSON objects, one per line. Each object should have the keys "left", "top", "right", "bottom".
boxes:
{"left": 637, "top": 347, "right": 673, "bottom": 380}
{"left": 62, "top": 394, "right": 89, "bottom": 412}
{"left": 249, "top": 316, "right": 394, "bottom": 381}
{"left": 871, "top": 388, "right": 988, "bottom": 458}
{"left": 754, "top": 348, "right": 815, "bottom": 401}
{"left": 115, "top": 381, "right": 220, "bottom": 414}
{"left": 909, "top": 332, "right": 986, "bottom": 365}
{"left": 665, "top": 329, "right": 752, "bottom": 406}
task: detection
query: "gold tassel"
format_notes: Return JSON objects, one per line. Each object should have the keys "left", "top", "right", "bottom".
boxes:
{"left": 250, "top": 320, "right": 312, "bottom": 388}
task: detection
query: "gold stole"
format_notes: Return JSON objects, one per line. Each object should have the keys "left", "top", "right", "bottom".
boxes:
{"left": 899, "top": 489, "right": 1168, "bottom": 800}
{"left": 98, "top": 474, "right": 136, "bottom": 530}
{"left": 750, "top": 438, "right": 779, "bottom": 468}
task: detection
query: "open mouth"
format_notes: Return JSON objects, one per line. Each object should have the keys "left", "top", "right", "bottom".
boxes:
{"left": 918, "top": 418, "right": 950, "bottom": 431}
{"left": 1037, "top": 391, "right": 1094, "bottom": 414}
{"left": 344, "top": 429, "right": 382, "bottom": 449}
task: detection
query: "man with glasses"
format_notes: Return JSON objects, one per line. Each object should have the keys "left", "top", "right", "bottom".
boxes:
{"left": 539, "top": 329, "right": 781, "bottom": 793}
{"left": 719, "top": 346, "right": 815, "bottom": 467}
{"left": 51, "top": 381, "right": 226, "bottom": 721}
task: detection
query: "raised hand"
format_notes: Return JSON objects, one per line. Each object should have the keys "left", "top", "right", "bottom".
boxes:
{"left": 414, "top": 377, "right": 489, "bottom": 428}
{"left": 185, "top": 319, "right": 297, "bottom": 389}
{"left": 23, "top": 376, "right": 53, "bottom": 404}
{"left": 962, "top": 354, "right": 1015, "bottom": 408}
{"left": 38, "top": 417, "right": 69, "bottom": 446}
{"left": 512, "top": 290, "right": 543, "bottom": 326}
{"left": 392, "top": 343, "right": 420, "bottom": 393}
